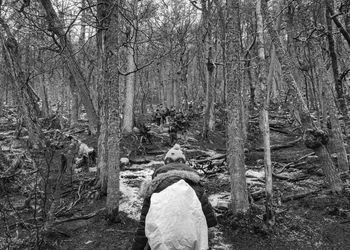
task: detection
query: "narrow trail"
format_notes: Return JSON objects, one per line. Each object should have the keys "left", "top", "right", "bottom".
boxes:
{"left": 117, "top": 149, "right": 271, "bottom": 249}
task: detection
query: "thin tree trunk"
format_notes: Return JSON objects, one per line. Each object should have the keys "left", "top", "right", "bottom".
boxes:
{"left": 69, "top": 75, "right": 80, "bottom": 127}
{"left": 256, "top": 0, "right": 274, "bottom": 226}
{"left": 40, "top": 73, "right": 50, "bottom": 117}
{"left": 202, "top": 0, "right": 215, "bottom": 137}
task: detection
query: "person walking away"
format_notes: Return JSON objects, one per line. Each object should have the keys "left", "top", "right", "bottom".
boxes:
{"left": 168, "top": 119, "right": 178, "bottom": 145}
{"left": 131, "top": 144, "right": 217, "bottom": 250}
{"left": 154, "top": 109, "right": 162, "bottom": 126}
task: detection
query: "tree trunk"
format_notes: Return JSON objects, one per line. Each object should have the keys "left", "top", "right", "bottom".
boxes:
{"left": 96, "top": 0, "right": 109, "bottom": 195}
{"left": 321, "top": 58, "right": 349, "bottom": 173}
{"left": 202, "top": 0, "right": 215, "bottom": 138}
{"left": 203, "top": 46, "right": 215, "bottom": 137}
{"left": 69, "top": 75, "right": 80, "bottom": 127}
{"left": 325, "top": 1, "right": 350, "bottom": 137}
{"left": 104, "top": 1, "right": 121, "bottom": 223}
{"left": 40, "top": 73, "right": 50, "bottom": 117}
{"left": 39, "top": 0, "right": 98, "bottom": 133}
{"left": 226, "top": 0, "right": 249, "bottom": 214}
{"left": 122, "top": 0, "right": 138, "bottom": 133}
{"left": 256, "top": 0, "right": 274, "bottom": 226}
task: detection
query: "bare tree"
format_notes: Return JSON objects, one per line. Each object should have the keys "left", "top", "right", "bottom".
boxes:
{"left": 226, "top": 0, "right": 249, "bottom": 214}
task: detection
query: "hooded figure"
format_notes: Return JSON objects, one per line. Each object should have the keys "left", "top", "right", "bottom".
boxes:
{"left": 131, "top": 145, "right": 217, "bottom": 250}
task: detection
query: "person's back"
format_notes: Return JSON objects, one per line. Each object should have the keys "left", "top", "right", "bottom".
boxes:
{"left": 168, "top": 121, "right": 178, "bottom": 145}
{"left": 131, "top": 145, "right": 217, "bottom": 250}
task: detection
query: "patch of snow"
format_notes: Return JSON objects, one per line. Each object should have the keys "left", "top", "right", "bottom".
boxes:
{"left": 245, "top": 169, "right": 265, "bottom": 179}
{"left": 141, "top": 160, "right": 164, "bottom": 168}
{"left": 74, "top": 168, "right": 82, "bottom": 174}
{"left": 119, "top": 168, "right": 154, "bottom": 220}
{"left": 1, "top": 145, "right": 10, "bottom": 151}
{"left": 89, "top": 167, "right": 97, "bottom": 172}
{"left": 120, "top": 157, "right": 129, "bottom": 165}
{"left": 215, "top": 173, "right": 230, "bottom": 181}
{"left": 208, "top": 192, "right": 231, "bottom": 208}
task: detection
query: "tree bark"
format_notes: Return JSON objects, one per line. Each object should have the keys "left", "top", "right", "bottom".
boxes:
{"left": 104, "top": 1, "right": 121, "bottom": 223}
{"left": 96, "top": 0, "right": 110, "bottom": 195}
{"left": 325, "top": 2, "right": 350, "bottom": 137}
{"left": 201, "top": 0, "right": 215, "bottom": 138}
{"left": 256, "top": 0, "right": 274, "bottom": 226}
{"left": 226, "top": 0, "right": 249, "bottom": 214}
{"left": 122, "top": 0, "right": 138, "bottom": 133}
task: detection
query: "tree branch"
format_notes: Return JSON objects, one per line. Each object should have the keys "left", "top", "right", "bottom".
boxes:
{"left": 326, "top": 1, "right": 350, "bottom": 47}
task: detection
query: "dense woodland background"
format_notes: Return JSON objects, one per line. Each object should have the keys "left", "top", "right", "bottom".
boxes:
{"left": 1, "top": 0, "right": 350, "bottom": 249}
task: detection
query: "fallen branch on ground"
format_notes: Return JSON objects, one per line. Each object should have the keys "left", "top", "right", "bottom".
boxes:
{"left": 275, "top": 152, "right": 315, "bottom": 173}
{"left": 256, "top": 137, "right": 302, "bottom": 151}
{"left": 194, "top": 154, "right": 226, "bottom": 164}
{"left": 53, "top": 208, "right": 106, "bottom": 225}
{"left": 282, "top": 190, "right": 320, "bottom": 202}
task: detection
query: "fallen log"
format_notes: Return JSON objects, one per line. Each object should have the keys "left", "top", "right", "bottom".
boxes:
{"left": 272, "top": 172, "right": 309, "bottom": 182}
{"left": 282, "top": 190, "right": 320, "bottom": 202}
{"left": 269, "top": 126, "right": 290, "bottom": 135}
{"left": 54, "top": 208, "right": 106, "bottom": 225}
{"left": 256, "top": 137, "right": 302, "bottom": 151}
{"left": 194, "top": 153, "right": 226, "bottom": 163}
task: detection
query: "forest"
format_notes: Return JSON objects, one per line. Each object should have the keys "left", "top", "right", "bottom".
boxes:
{"left": 1, "top": 0, "right": 350, "bottom": 249}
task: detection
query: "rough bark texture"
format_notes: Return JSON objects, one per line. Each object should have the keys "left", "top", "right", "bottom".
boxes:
{"left": 96, "top": 0, "right": 110, "bottom": 195}
{"left": 226, "top": 0, "right": 249, "bottom": 214}
{"left": 200, "top": 0, "right": 215, "bottom": 139}
{"left": 105, "top": 1, "right": 121, "bottom": 223}
{"left": 325, "top": 2, "right": 350, "bottom": 137}
{"left": 320, "top": 53, "right": 349, "bottom": 174}
{"left": 122, "top": 0, "right": 138, "bottom": 133}
{"left": 39, "top": 0, "right": 98, "bottom": 133}
{"left": 256, "top": 0, "right": 274, "bottom": 226}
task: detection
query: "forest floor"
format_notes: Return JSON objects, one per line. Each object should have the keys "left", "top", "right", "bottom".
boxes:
{"left": 1, "top": 109, "right": 350, "bottom": 249}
